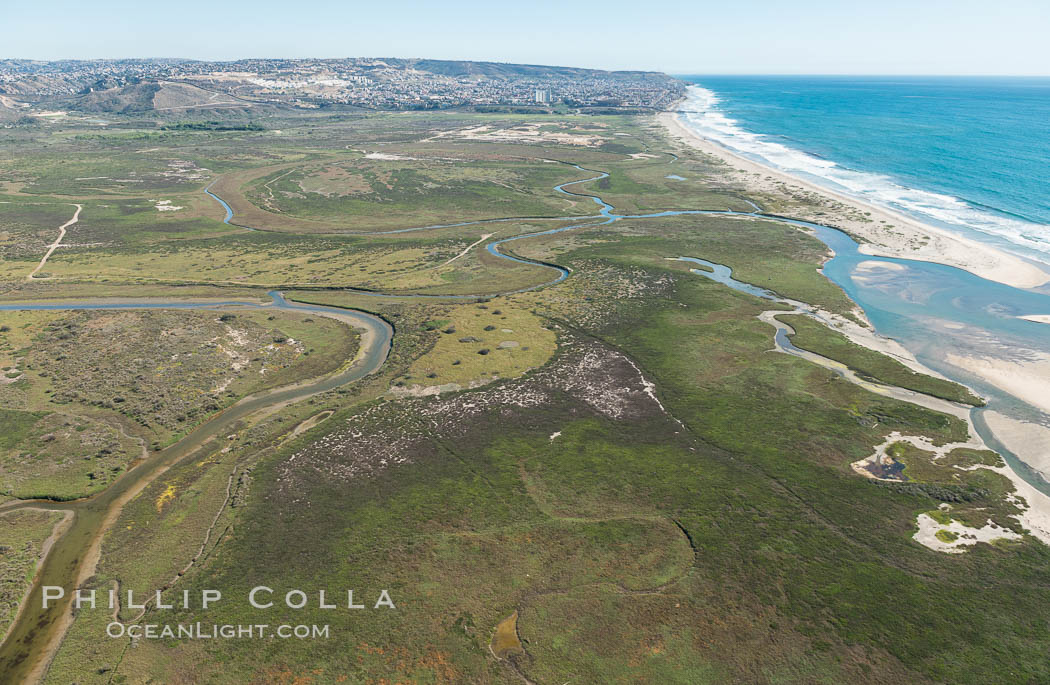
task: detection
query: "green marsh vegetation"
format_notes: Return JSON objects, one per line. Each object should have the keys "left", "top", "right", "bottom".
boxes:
{"left": 29, "top": 219, "right": 569, "bottom": 295}
{"left": 242, "top": 155, "right": 595, "bottom": 229}
{"left": 0, "top": 308, "right": 357, "bottom": 500}
{"left": 5, "top": 106, "right": 1048, "bottom": 684}
{"left": 63, "top": 203, "right": 1048, "bottom": 684}
{"left": 884, "top": 441, "right": 1020, "bottom": 532}
{"left": 778, "top": 314, "right": 983, "bottom": 405}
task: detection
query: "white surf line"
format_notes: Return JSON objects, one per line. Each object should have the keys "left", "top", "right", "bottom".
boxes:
{"left": 27, "top": 204, "right": 81, "bottom": 280}
{"left": 440, "top": 233, "right": 493, "bottom": 267}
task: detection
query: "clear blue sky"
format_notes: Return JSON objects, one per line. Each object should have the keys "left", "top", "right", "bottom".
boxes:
{"left": 5, "top": 0, "right": 1049, "bottom": 75}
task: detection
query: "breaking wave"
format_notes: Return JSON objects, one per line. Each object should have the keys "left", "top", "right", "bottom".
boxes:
{"left": 679, "top": 85, "right": 1050, "bottom": 264}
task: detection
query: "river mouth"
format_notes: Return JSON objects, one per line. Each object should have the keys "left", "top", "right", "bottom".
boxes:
{"left": 806, "top": 222, "right": 1050, "bottom": 493}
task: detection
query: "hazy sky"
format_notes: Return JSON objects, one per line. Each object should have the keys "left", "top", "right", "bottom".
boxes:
{"left": 5, "top": 0, "right": 1049, "bottom": 75}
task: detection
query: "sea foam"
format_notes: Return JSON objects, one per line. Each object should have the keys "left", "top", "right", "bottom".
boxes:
{"left": 679, "top": 86, "right": 1050, "bottom": 265}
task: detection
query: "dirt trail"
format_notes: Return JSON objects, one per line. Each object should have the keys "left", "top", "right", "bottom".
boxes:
{"left": 28, "top": 204, "right": 81, "bottom": 279}
{"left": 440, "top": 233, "right": 493, "bottom": 267}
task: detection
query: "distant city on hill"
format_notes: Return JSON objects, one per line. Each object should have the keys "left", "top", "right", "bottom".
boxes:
{"left": 0, "top": 57, "right": 685, "bottom": 118}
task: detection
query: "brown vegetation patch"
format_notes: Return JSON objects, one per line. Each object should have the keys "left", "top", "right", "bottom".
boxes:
{"left": 276, "top": 336, "right": 670, "bottom": 498}
{"left": 297, "top": 165, "right": 375, "bottom": 197}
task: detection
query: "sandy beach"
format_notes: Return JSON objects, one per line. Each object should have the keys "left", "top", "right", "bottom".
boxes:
{"left": 943, "top": 351, "right": 1050, "bottom": 417}
{"left": 659, "top": 112, "right": 1050, "bottom": 290}
{"left": 984, "top": 412, "right": 1050, "bottom": 477}
{"left": 659, "top": 106, "right": 1050, "bottom": 546}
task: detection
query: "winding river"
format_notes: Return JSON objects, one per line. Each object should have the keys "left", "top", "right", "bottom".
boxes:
{"left": 3, "top": 153, "right": 1050, "bottom": 682}
{"left": 0, "top": 294, "right": 392, "bottom": 681}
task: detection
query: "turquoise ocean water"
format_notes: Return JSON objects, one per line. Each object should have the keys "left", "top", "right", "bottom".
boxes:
{"left": 675, "top": 76, "right": 1050, "bottom": 485}
{"left": 677, "top": 76, "right": 1050, "bottom": 263}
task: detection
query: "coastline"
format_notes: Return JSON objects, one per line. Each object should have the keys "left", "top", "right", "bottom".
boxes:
{"left": 658, "top": 110, "right": 1050, "bottom": 290}
{"left": 658, "top": 101, "right": 1050, "bottom": 546}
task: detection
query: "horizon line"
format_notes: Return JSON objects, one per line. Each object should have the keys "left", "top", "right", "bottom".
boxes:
{"left": 1, "top": 56, "right": 1049, "bottom": 79}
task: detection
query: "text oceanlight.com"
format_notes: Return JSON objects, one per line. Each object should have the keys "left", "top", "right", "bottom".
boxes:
{"left": 106, "top": 623, "right": 331, "bottom": 639}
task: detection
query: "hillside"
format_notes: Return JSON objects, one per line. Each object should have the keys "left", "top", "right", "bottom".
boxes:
{"left": 0, "top": 57, "right": 684, "bottom": 114}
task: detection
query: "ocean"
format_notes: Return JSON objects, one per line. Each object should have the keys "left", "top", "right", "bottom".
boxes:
{"left": 676, "top": 76, "right": 1050, "bottom": 266}
{"left": 674, "top": 75, "right": 1050, "bottom": 490}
